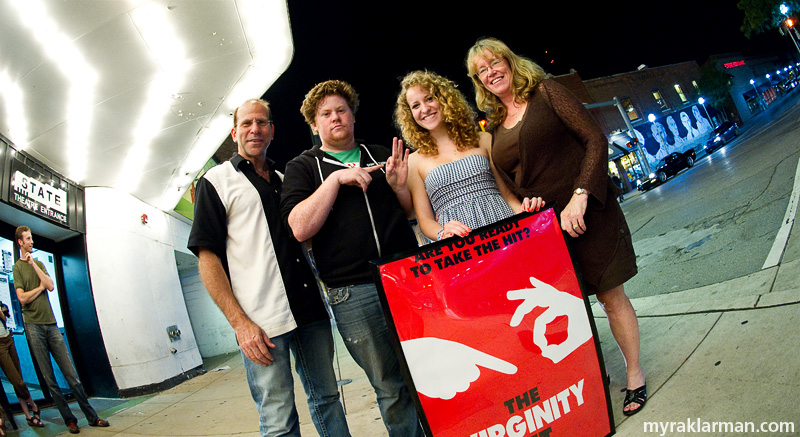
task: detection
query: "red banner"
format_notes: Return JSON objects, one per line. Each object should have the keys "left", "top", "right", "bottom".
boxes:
{"left": 373, "top": 209, "right": 613, "bottom": 437}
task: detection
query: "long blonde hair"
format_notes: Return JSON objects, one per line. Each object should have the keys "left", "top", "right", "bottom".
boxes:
{"left": 394, "top": 70, "right": 480, "bottom": 156}
{"left": 466, "top": 38, "right": 546, "bottom": 130}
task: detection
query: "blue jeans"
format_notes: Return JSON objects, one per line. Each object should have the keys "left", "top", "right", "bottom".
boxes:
{"left": 242, "top": 319, "right": 349, "bottom": 437}
{"left": 328, "top": 283, "right": 423, "bottom": 437}
{"left": 26, "top": 323, "right": 98, "bottom": 425}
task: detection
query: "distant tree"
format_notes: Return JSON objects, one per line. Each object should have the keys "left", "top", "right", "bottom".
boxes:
{"left": 697, "top": 64, "right": 734, "bottom": 110}
{"left": 738, "top": 0, "right": 800, "bottom": 37}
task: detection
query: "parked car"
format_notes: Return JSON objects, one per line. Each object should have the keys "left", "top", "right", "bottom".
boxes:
{"left": 637, "top": 150, "right": 697, "bottom": 191}
{"left": 705, "top": 121, "right": 739, "bottom": 153}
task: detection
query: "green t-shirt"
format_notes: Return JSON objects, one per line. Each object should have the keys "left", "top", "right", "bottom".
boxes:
{"left": 326, "top": 148, "right": 361, "bottom": 166}
{"left": 12, "top": 258, "right": 56, "bottom": 325}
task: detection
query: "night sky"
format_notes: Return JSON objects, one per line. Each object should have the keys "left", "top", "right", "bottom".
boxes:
{"left": 262, "top": 1, "right": 794, "bottom": 169}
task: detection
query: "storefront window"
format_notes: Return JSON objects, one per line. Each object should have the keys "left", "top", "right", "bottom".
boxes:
{"left": 746, "top": 97, "right": 761, "bottom": 114}
{"left": 620, "top": 153, "right": 644, "bottom": 182}
{"left": 608, "top": 152, "right": 645, "bottom": 186}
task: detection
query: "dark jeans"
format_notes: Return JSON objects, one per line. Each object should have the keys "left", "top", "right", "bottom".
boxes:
{"left": 327, "top": 283, "right": 423, "bottom": 437}
{"left": 26, "top": 323, "right": 98, "bottom": 425}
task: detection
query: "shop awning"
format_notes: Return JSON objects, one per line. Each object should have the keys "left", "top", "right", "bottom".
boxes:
{"left": 608, "top": 142, "right": 630, "bottom": 160}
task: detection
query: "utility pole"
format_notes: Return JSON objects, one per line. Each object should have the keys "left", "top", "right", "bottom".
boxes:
{"left": 584, "top": 98, "right": 652, "bottom": 175}
{"left": 780, "top": 4, "right": 800, "bottom": 56}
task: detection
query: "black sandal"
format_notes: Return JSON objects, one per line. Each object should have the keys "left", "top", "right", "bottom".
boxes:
{"left": 27, "top": 408, "right": 44, "bottom": 427}
{"left": 623, "top": 384, "right": 647, "bottom": 416}
{"left": 26, "top": 415, "right": 44, "bottom": 427}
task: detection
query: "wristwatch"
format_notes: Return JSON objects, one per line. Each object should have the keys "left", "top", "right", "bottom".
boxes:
{"left": 574, "top": 188, "right": 590, "bottom": 196}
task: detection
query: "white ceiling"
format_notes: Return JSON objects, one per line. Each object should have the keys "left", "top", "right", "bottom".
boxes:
{"left": 0, "top": 0, "right": 293, "bottom": 210}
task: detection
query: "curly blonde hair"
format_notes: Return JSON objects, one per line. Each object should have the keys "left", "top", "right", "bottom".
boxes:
{"left": 465, "top": 38, "right": 546, "bottom": 131}
{"left": 300, "top": 80, "right": 359, "bottom": 127}
{"left": 394, "top": 70, "right": 480, "bottom": 156}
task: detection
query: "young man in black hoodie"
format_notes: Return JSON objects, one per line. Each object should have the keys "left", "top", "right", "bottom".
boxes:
{"left": 281, "top": 80, "right": 423, "bottom": 436}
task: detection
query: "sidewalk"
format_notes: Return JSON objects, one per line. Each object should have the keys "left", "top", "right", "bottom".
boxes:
{"left": 7, "top": 209, "right": 800, "bottom": 433}
{"left": 6, "top": 254, "right": 797, "bottom": 436}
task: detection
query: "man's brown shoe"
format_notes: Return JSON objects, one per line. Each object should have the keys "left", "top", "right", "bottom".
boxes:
{"left": 67, "top": 421, "right": 80, "bottom": 434}
{"left": 90, "top": 418, "right": 110, "bottom": 427}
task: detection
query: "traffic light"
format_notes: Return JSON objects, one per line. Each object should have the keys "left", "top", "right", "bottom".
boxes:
{"left": 788, "top": 18, "right": 794, "bottom": 27}
{"left": 626, "top": 138, "right": 639, "bottom": 148}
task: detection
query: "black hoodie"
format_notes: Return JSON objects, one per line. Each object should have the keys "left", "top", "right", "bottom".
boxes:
{"left": 280, "top": 144, "right": 417, "bottom": 288}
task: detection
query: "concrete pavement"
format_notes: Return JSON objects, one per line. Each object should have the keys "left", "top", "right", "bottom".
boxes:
{"left": 4, "top": 250, "right": 797, "bottom": 436}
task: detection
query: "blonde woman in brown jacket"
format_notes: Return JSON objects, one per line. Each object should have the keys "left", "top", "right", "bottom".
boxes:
{"left": 466, "top": 37, "right": 647, "bottom": 417}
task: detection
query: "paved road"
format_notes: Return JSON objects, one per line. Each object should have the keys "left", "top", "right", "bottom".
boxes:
{"left": 619, "top": 89, "right": 800, "bottom": 298}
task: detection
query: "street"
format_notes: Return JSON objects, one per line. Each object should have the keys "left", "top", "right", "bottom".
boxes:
{"left": 619, "top": 89, "right": 800, "bottom": 298}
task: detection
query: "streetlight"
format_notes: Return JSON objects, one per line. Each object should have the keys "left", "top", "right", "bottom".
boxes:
{"left": 639, "top": 114, "right": 657, "bottom": 178}
{"left": 750, "top": 78, "right": 760, "bottom": 93}
{"left": 749, "top": 79, "right": 762, "bottom": 108}
{"left": 766, "top": 74, "right": 776, "bottom": 97}
{"left": 698, "top": 97, "right": 715, "bottom": 128}
{"left": 780, "top": 3, "right": 800, "bottom": 55}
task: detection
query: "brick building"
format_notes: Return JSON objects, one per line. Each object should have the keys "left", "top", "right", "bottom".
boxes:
{"left": 553, "top": 62, "right": 708, "bottom": 189}
{"left": 551, "top": 52, "right": 798, "bottom": 191}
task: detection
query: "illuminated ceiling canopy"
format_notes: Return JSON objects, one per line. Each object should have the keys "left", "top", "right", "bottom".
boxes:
{"left": 0, "top": 0, "right": 293, "bottom": 210}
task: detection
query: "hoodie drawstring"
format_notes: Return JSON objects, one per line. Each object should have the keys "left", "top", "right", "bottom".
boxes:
{"left": 315, "top": 150, "right": 382, "bottom": 257}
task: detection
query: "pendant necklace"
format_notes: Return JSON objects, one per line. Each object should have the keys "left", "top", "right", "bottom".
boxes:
{"left": 511, "top": 101, "right": 525, "bottom": 118}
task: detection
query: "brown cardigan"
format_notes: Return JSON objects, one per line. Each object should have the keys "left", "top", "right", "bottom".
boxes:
{"left": 492, "top": 79, "right": 634, "bottom": 292}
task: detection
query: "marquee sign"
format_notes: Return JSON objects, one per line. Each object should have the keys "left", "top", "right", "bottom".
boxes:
{"left": 373, "top": 208, "right": 613, "bottom": 437}
{"left": 11, "top": 170, "right": 69, "bottom": 225}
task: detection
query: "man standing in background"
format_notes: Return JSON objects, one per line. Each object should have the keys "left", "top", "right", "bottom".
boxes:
{"left": 14, "top": 225, "right": 110, "bottom": 434}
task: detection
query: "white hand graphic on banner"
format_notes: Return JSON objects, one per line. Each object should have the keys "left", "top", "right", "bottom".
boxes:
{"left": 507, "top": 277, "right": 592, "bottom": 364}
{"left": 400, "top": 337, "right": 517, "bottom": 400}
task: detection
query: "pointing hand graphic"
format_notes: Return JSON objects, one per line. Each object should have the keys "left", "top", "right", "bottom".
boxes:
{"left": 400, "top": 337, "right": 517, "bottom": 400}
{"left": 508, "top": 277, "right": 592, "bottom": 363}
